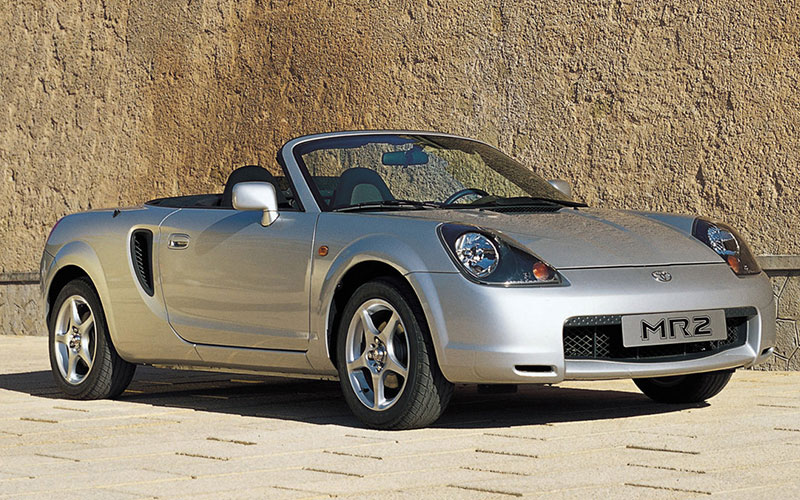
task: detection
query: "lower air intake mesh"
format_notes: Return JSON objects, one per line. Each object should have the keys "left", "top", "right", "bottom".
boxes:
{"left": 563, "top": 308, "right": 754, "bottom": 361}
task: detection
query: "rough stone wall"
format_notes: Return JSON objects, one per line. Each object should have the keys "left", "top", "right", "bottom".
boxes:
{"left": 0, "top": 283, "right": 43, "bottom": 336}
{"left": 759, "top": 272, "right": 800, "bottom": 370}
{"left": 2, "top": 0, "right": 799, "bottom": 272}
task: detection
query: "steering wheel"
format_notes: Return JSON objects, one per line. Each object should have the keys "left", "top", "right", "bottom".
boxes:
{"left": 443, "top": 188, "right": 490, "bottom": 205}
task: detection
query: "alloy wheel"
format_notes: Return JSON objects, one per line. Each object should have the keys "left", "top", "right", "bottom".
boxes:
{"left": 344, "top": 298, "right": 410, "bottom": 411}
{"left": 52, "top": 295, "right": 97, "bottom": 385}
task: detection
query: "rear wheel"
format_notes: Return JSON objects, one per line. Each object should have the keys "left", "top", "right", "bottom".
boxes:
{"left": 49, "top": 278, "right": 135, "bottom": 399}
{"left": 634, "top": 369, "right": 733, "bottom": 404}
{"left": 336, "top": 278, "right": 453, "bottom": 429}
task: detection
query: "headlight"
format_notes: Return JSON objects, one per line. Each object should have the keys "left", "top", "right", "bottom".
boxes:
{"left": 692, "top": 218, "right": 761, "bottom": 276}
{"left": 439, "top": 224, "right": 561, "bottom": 285}
{"left": 454, "top": 232, "right": 498, "bottom": 277}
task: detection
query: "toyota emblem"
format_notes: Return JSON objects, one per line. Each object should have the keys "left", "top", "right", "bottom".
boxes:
{"left": 651, "top": 271, "right": 672, "bottom": 282}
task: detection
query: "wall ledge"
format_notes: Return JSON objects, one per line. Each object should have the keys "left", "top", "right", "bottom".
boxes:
{"left": 0, "top": 272, "right": 39, "bottom": 285}
{"left": 758, "top": 255, "right": 800, "bottom": 273}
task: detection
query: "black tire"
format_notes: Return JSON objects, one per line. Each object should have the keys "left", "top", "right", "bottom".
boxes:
{"left": 336, "top": 278, "right": 453, "bottom": 429}
{"left": 48, "top": 278, "right": 136, "bottom": 399}
{"left": 634, "top": 369, "right": 733, "bottom": 404}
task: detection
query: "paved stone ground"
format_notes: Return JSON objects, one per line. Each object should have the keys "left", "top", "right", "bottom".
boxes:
{"left": 1, "top": 336, "right": 799, "bottom": 499}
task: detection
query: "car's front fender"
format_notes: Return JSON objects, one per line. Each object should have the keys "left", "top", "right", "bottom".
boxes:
{"left": 305, "top": 215, "right": 457, "bottom": 371}
{"left": 43, "top": 240, "right": 119, "bottom": 345}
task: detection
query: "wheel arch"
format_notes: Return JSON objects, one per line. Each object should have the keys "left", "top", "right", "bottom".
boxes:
{"left": 44, "top": 241, "right": 117, "bottom": 344}
{"left": 46, "top": 265, "right": 93, "bottom": 320}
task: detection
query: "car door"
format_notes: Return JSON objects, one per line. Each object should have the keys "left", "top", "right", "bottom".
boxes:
{"left": 158, "top": 207, "right": 316, "bottom": 351}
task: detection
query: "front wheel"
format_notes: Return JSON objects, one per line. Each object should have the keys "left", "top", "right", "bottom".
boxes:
{"left": 634, "top": 369, "right": 734, "bottom": 404}
{"left": 49, "top": 278, "right": 136, "bottom": 399}
{"left": 336, "top": 278, "right": 453, "bottom": 429}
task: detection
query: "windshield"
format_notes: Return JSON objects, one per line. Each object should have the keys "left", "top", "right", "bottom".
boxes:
{"left": 293, "top": 134, "right": 573, "bottom": 211}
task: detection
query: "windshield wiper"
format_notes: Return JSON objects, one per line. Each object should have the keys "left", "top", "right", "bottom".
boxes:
{"left": 442, "top": 196, "right": 587, "bottom": 209}
{"left": 332, "top": 200, "right": 439, "bottom": 212}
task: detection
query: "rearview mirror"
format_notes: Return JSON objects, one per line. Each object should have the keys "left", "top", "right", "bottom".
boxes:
{"left": 548, "top": 179, "right": 572, "bottom": 198}
{"left": 232, "top": 182, "right": 279, "bottom": 226}
{"left": 382, "top": 146, "right": 429, "bottom": 166}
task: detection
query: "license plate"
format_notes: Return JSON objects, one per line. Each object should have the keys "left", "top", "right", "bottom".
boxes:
{"left": 621, "top": 309, "right": 727, "bottom": 348}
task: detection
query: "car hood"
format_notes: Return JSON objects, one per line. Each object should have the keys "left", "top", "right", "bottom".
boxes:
{"left": 380, "top": 208, "right": 720, "bottom": 269}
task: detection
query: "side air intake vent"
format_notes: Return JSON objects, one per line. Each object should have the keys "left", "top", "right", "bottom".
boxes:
{"left": 131, "top": 229, "right": 154, "bottom": 296}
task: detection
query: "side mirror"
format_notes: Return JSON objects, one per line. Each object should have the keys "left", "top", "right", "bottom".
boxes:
{"left": 548, "top": 179, "right": 572, "bottom": 198}
{"left": 232, "top": 182, "right": 279, "bottom": 226}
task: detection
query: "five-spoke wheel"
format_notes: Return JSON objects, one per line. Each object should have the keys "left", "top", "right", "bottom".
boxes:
{"left": 53, "top": 295, "right": 97, "bottom": 385}
{"left": 48, "top": 278, "right": 136, "bottom": 399}
{"left": 336, "top": 278, "right": 453, "bottom": 429}
{"left": 344, "top": 299, "right": 410, "bottom": 411}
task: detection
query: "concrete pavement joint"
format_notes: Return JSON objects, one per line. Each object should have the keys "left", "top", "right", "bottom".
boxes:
{"left": 175, "top": 452, "right": 230, "bottom": 461}
{"left": 483, "top": 432, "right": 547, "bottom": 441}
{"left": 476, "top": 448, "right": 539, "bottom": 458}
{"left": 19, "top": 417, "right": 58, "bottom": 424}
{"left": 625, "top": 482, "right": 712, "bottom": 495}
{"left": 33, "top": 452, "right": 80, "bottom": 463}
{"left": 447, "top": 484, "right": 523, "bottom": 497}
{"left": 626, "top": 444, "right": 700, "bottom": 455}
{"left": 460, "top": 466, "right": 531, "bottom": 476}
{"left": 52, "top": 405, "right": 90, "bottom": 412}
{"left": 626, "top": 462, "right": 707, "bottom": 474}
{"left": 631, "top": 430, "right": 698, "bottom": 439}
{"left": 323, "top": 450, "right": 383, "bottom": 460}
{"left": 53, "top": 409, "right": 191, "bottom": 423}
{"left": 343, "top": 433, "right": 399, "bottom": 442}
{"left": 303, "top": 467, "right": 364, "bottom": 478}
{"left": 271, "top": 485, "right": 334, "bottom": 498}
{"left": 206, "top": 436, "right": 257, "bottom": 446}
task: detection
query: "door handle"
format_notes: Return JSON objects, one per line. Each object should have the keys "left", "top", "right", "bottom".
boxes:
{"left": 168, "top": 233, "right": 190, "bottom": 249}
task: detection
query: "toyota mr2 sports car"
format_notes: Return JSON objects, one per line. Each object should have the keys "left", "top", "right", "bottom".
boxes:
{"left": 41, "top": 131, "right": 776, "bottom": 429}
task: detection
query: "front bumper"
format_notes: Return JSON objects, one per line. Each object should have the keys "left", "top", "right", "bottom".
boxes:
{"left": 406, "top": 263, "right": 776, "bottom": 384}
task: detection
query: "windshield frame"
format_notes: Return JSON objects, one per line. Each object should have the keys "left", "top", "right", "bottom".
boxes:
{"left": 287, "top": 131, "right": 570, "bottom": 212}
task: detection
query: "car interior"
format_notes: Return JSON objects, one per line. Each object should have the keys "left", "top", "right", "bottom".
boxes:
{"left": 146, "top": 165, "right": 296, "bottom": 210}
{"left": 147, "top": 165, "right": 397, "bottom": 211}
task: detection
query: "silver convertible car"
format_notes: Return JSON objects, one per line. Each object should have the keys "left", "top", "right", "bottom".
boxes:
{"left": 42, "top": 131, "right": 776, "bottom": 429}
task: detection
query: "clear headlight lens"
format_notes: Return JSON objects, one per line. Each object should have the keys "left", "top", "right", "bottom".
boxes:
{"left": 692, "top": 218, "right": 761, "bottom": 276}
{"left": 454, "top": 232, "right": 498, "bottom": 277}
{"left": 439, "top": 224, "right": 561, "bottom": 285}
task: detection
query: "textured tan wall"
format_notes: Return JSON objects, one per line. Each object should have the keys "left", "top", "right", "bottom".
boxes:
{"left": 0, "top": 282, "right": 44, "bottom": 336}
{"left": 2, "top": 0, "right": 799, "bottom": 273}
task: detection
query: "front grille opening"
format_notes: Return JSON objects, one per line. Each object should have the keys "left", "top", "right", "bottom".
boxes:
{"left": 131, "top": 229, "right": 154, "bottom": 296}
{"left": 563, "top": 308, "right": 754, "bottom": 362}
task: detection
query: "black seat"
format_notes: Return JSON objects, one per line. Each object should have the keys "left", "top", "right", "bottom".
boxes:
{"left": 331, "top": 168, "right": 394, "bottom": 208}
{"left": 221, "top": 165, "right": 286, "bottom": 208}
